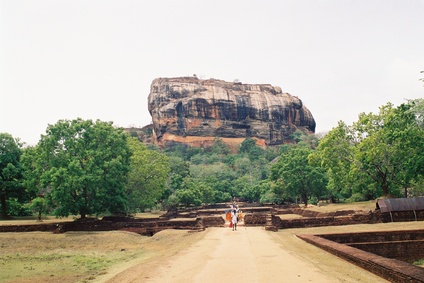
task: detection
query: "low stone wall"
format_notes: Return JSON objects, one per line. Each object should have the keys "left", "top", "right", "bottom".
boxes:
{"left": 320, "top": 229, "right": 424, "bottom": 243}
{"left": 3, "top": 208, "right": 423, "bottom": 236}
{"left": 349, "top": 241, "right": 424, "bottom": 263}
{"left": 244, "top": 213, "right": 267, "bottom": 226}
{"left": 0, "top": 215, "right": 230, "bottom": 235}
{"left": 273, "top": 212, "right": 380, "bottom": 229}
{"left": 276, "top": 208, "right": 359, "bottom": 218}
{"left": 202, "top": 216, "right": 225, "bottom": 227}
{"left": 298, "top": 232, "right": 424, "bottom": 283}
{"left": 0, "top": 223, "right": 59, "bottom": 232}
{"left": 273, "top": 209, "right": 424, "bottom": 229}
{"left": 0, "top": 218, "right": 202, "bottom": 236}
{"left": 318, "top": 229, "right": 424, "bottom": 263}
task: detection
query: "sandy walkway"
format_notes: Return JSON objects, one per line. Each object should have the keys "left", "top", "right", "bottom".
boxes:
{"left": 108, "top": 226, "right": 338, "bottom": 283}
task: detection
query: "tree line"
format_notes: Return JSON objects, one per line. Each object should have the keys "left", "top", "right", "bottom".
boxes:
{"left": 1, "top": 99, "right": 423, "bottom": 219}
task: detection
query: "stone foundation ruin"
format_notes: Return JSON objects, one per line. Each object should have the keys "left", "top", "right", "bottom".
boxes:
{"left": 1, "top": 199, "right": 423, "bottom": 282}
{"left": 297, "top": 230, "right": 424, "bottom": 283}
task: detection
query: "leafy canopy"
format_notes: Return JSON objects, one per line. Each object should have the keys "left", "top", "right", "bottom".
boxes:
{"left": 0, "top": 133, "right": 23, "bottom": 218}
{"left": 270, "top": 145, "right": 328, "bottom": 206}
{"left": 34, "top": 118, "right": 131, "bottom": 218}
{"left": 126, "top": 137, "right": 170, "bottom": 212}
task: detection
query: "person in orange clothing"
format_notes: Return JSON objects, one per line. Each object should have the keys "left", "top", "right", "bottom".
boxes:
{"left": 226, "top": 204, "right": 234, "bottom": 228}
{"left": 238, "top": 210, "right": 243, "bottom": 222}
{"left": 226, "top": 210, "right": 232, "bottom": 227}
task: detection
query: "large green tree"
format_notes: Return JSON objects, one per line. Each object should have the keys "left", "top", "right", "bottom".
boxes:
{"left": 0, "top": 133, "right": 23, "bottom": 219}
{"left": 270, "top": 145, "right": 328, "bottom": 206}
{"left": 33, "top": 119, "right": 131, "bottom": 218}
{"left": 313, "top": 102, "right": 424, "bottom": 200}
{"left": 167, "top": 156, "right": 190, "bottom": 191}
{"left": 309, "top": 121, "right": 355, "bottom": 201}
{"left": 126, "top": 137, "right": 169, "bottom": 212}
{"left": 353, "top": 103, "right": 424, "bottom": 197}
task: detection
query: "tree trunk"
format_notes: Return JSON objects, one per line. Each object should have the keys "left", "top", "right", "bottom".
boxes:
{"left": 302, "top": 193, "right": 308, "bottom": 207}
{"left": 80, "top": 207, "right": 87, "bottom": 219}
{"left": 382, "top": 184, "right": 389, "bottom": 196}
{"left": 1, "top": 193, "right": 7, "bottom": 219}
{"left": 381, "top": 174, "right": 389, "bottom": 196}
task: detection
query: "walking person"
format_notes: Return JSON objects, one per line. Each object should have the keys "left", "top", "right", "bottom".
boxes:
{"left": 231, "top": 208, "right": 238, "bottom": 231}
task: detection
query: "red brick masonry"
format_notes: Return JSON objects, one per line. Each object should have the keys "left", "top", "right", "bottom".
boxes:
{"left": 297, "top": 230, "right": 424, "bottom": 283}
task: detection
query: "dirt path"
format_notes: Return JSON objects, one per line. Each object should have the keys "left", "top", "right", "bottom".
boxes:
{"left": 105, "top": 226, "right": 339, "bottom": 283}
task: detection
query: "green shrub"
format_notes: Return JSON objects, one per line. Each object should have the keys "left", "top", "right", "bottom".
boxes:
{"left": 413, "top": 259, "right": 424, "bottom": 266}
{"left": 5, "top": 198, "right": 32, "bottom": 216}
{"left": 346, "top": 193, "right": 366, "bottom": 203}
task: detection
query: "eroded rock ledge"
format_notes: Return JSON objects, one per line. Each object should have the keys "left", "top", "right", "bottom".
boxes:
{"left": 148, "top": 77, "right": 316, "bottom": 147}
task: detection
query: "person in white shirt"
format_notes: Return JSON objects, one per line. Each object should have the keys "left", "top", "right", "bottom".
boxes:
{"left": 231, "top": 207, "right": 239, "bottom": 231}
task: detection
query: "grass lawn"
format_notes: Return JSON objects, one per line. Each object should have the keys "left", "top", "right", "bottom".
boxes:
{"left": 0, "top": 229, "right": 204, "bottom": 283}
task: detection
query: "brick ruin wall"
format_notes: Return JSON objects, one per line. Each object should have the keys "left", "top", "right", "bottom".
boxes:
{"left": 244, "top": 213, "right": 267, "bottom": 225}
{"left": 1, "top": 208, "right": 423, "bottom": 236}
{"left": 0, "top": 217, "right": 205, "bottom": 236}
{"left": 319, "top": 229, "right": 424, "bottom": 263}
{"left": 271, "top": 209, "right": 424, "bottom": 229}
{"left": 298, "top": 231, "right": 424, "bottom": 283}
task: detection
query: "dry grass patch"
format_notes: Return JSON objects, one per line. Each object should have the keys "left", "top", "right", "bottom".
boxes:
{"left": 0, "top": 212, "right": 167, "bottom": 227}
{"left": 133, "top": 211, "right": 165, "bottom": 218}
{"left": 277, "top": 214, "right": 303, "bottom": 219}
{"left": 0, "top": 216, "right": 74, "bottom": 226}
{"left": 0, "top": 229, "right": 205, "bottom": 283}
{"left": 304, "top": 200, "right": 376, "bottom": 213}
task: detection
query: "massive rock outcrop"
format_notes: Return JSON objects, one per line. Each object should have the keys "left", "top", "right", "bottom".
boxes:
{"left": 148, "top": 77, "right": 315, "bottom": 147}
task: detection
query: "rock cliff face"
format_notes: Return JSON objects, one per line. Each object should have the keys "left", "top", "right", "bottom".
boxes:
{"left": 148, "top": 77, "right": 315, "bottom": 147}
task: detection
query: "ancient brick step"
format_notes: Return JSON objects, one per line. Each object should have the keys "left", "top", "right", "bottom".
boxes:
{"left": 265, "top": 225, "right": 278, "bottom": 232}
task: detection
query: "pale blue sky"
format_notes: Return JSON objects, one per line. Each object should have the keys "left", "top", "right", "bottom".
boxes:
{"left": 1, "top": 0, "right": 423, "bottom": 145}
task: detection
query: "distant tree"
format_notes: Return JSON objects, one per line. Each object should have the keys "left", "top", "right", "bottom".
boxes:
{"left": 0, "top": 133, "right": 23, "bottom": 219}
{"left": 290, "top": 130, "right": 319, "bottom": 149}
{"left": 165, "top": 144, "right": 201, "bottom": 161}
{"left": 27, "top": 197, "right": 48, "bottom": 221}
{"left": 406, "top": 98, "right": 424, "bottom": 129}
{"left": 410, "top": 177, "right": 424, "bottom": 197}
{"left": 33, "top": 119, "right": 131, "bottom": 219}
{"left": 200, "top": 182, "right": 216, "bottom": 205}
{"left": 270, "top": 145, "right": 328, "bottom": 206}
{"left": 21, "top": 146, "right": 49, "bottom": 218}
{"left": 233, "top": 175, "right": 252, "bottom": 200}
{"left": 212, "top": 179, "right": 233, "bottom": 203}
{"left": 239, "top": 138, "right": 263, "bottom": 160}
{"left": 260, "top": 187, "right": 279, "bottom": 204}
{"left": 126, "top": 137, "right": 170, "bottom": 212}
{"left": 309, "top": 121, "right": 355, "bottom": 202}
{"left": 21, "top": 147, "right": 41, "bottom": 198}
{"left": 208, "top": 137, "right": 230, "bottom": 155}
{"left": 269, "top": 178, "right": 291, "bottom": 204}
{"left": 175, "top": 177, "right": 203, "bottom": 207}
{"left": 240, "top": 178, "right": 262, "bottom": 202}
{"left": 168, "top": 156, "right": 190, "bottom": 191}
{"left": 353, "top": 103, "right": 424, "bottom": 197}
{"left": 313, "top": 102, "right": 424, "bottom": 200}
